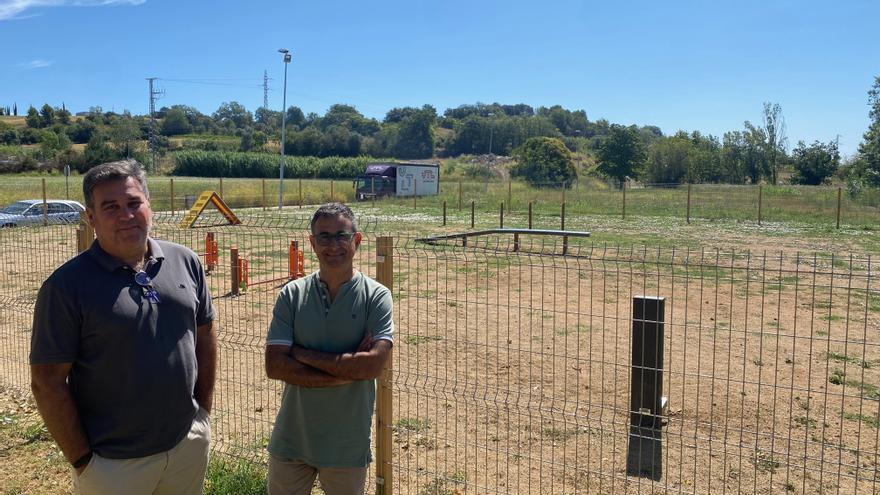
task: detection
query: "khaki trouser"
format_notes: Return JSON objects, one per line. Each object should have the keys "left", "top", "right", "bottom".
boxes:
{"left": 73, "top": 407, "right": 211, "bottom": 495}
{"left": 267, "top": 454, "right": 368, "bottom": 495}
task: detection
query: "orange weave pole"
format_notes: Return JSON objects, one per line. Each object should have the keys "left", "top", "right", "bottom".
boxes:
{"left": 205, "top": 232, "right": 218, "bottom": 272}
{"left": 239, "top": 258, "right": 249, "bottom": 288}
{"left": 288, "top": 241, "right": 297, "bottom": 279}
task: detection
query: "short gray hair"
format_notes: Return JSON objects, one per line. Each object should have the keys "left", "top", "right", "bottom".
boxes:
{"left": 310, "top": 202, "right": 358, "bottom": 233}
{"left": 82, "top": 159, "right": 149, "bottom": 208}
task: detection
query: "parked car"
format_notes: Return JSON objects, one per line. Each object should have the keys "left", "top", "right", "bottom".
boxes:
{"left": 0, "top": 199, "right": 86, "bottom": 227}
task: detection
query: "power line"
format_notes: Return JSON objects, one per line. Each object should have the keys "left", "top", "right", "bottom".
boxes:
{"left": 263, "top": 70, "right": 269, "bottom": 109}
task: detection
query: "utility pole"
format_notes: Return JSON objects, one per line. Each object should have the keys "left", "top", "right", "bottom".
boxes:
{"left": 146, "top": 77, "right": 164, "bottom": 171}
{"left": 263, "top": 70, "right": 269, "bottom": 109}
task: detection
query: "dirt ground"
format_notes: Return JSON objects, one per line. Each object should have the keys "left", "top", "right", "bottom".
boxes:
{"left": 1, "top": 220, "right": 879, "bottom": 494}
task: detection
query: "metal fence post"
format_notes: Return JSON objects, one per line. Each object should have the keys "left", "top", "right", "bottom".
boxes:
{"left": 561, "top": 202, "right": 567, "bottom": 255}
{"left": 470, "top": 200, "right": 475, "bottom": 229}
{"left": 262, "top": 179, "right": 266, "bottom": 211}
{"left": 442, "top": 200, "right": 447, "bottom": 226}
{"left": 500, "top": 202, "right": 504, "bottom": 228}
{"left": 627, "top": 295, "right": 665, "bottom": 480}
{"left": 375, "top": 236, "right": 394, "bottom": 495}
{"left": 507, "top": 180, "right": 512, "bottom": 213}
{"left": 458, "top": 179, "right": 462, "bottom": 211}
{"left": 622, "top": 181, "right": 627, "bottom": 219}
{"left": 170, "top": 178, "right": 175, "bottom": 215}
{"left": 298, "top": 178, "right": 303, "bottom": 208}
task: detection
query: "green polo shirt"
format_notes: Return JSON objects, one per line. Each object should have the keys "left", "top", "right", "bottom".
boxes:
{"left": 266, "top": 270, "right": 394, "bottom": 468}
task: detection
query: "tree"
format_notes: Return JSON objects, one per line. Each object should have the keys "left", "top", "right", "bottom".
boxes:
{"left": 790, "top": 140, "right": 839, "bottom": 185}
{"left": 596, "top": 124, "right": 646, "bottom": 186}
{"left": 212, "top": 101, "right": 253, "bottom": 129}
{"left": 40, "top": 104, "right": 56, "bottom": 127}
{"left": 392, "top": 105, "right": 436, "bottom": 158}
{"left": 510, "top": 137, "right": 576, "bottom": 187}
{"left": 26, "top": 106, "right": 42, "bottom": 128}
{"left": 762, "top": 102, "right": 787, "bottom": 185}
{"left": 857, "top": 76, "right": 880, "bottom": 186}
{"left": 56, "top": 108, "right": 71, "bottom": 125}
{"left": 81, "top": 133, "right": 117, "bottom": 170}
{"left": 107, "top": 116, "right": 142, "bottom": 158}
{"left": 161, "top": 107, "right": 192, "bottom": 136}
{"left": 13, "top": 103, "right": 17, "bottom": 116}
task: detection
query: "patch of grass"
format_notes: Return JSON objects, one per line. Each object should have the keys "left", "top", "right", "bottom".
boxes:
{"left": 540, "top": 426, "right": 580, "bottom": 442}
{"left": 204, "top": 457, "right": 267, "bottom": 495}
{"left": 395, "top": 417, "right": 430, "bottom": 433}
{"left": 827, "top": 351, "right": 873, "bottom": 369}
{"left": 820, "top": 314, "right": 844, "bottom": 322}
{"left": 420, "top": 471, "right": 467, "bottom": 495}
{"left": 555, "top": 324, "right": 591, "bottom": 336}
{"left": 404, "top": 334, "right": 443, "bottom": 345}
{"left": 794, "top": 416, "right": 817, "bottom": 429}
{"left": 829, "top": 369, "right": 880, "bottom": 400}
{"left": 842, "top": 411, "right": 880, "bottom": 428}
{"left": 752, "top": 450, "right": 781, "bottom": 474}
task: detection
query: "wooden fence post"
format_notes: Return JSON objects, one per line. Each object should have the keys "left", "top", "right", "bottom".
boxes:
{"left": 170, "top": 178, "right": 175, "bottom": 215}
{"left": 836, "top": 186, "right": 842, "bottom": 229}
{"left": 219, "top": 177, "right": 224, "bottom": 199}
{"left": 627, "top": 296, "right": 666, "bottom": 480}
{"left": 41, "top": 178, "right": 48, "bottom": 226}
{"left": 413, "top": 180, "right": 418, "bottom": 209}
{"left": 375, "top": 236, "right": 395, "bottom": 495}
{"left": 299, "top": 178, "right": 303, "bottom": 208}
{"left": 442, "top": 200, "right": 447, "bottom": 226}
{"left": 230, "top": 246, "right": 240, "bottom": 296}
{"left": 622, "top": 181, "right": 626, "bottom": 219}
{"left": 686, "top": 183, "right": 692, "bottom": 224}
{"left": 528, "top": 201, "right": 533, "bottom": 229}
{"left": 561, "top": 202, "right": 567, "bottom": 255}
{"left": 470, "top": 200, "right": 475, "bottom": 229}
{"left": 262, "top": 179, "right": 267, "bottom": 211}
{"left": 500, "top": 202, "right": 504, "bottom": 228}
{"left": 758, "top": 185, "right": 763, "bottom": 225}
{"left": 75, "top": 212, "right": 95, "bottom": 253}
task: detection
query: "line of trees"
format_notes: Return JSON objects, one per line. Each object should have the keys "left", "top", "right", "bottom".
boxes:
{"left": 1, "top": 75, "right": 878, "bottom": 192}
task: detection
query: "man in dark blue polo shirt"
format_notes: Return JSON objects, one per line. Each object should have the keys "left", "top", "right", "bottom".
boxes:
{"left": 30, "top": 159, "right": 217, "bottom": 495}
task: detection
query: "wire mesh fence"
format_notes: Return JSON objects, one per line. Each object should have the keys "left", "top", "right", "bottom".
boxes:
{"left": 1, "top": 217, "right": 878, "bottom": 494}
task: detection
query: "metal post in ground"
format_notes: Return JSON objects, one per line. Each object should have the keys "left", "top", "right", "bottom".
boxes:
{"left": 262, "top": 179, "right": 266, "bottom": 211}
{"left": 458, "top": 179, "right": 462, "bottom": 211}
{"left": 622, "top": 181, "right": 626, "bottom": 219}
{"left": 626, "top": 296, "right": 666, "bottom": 480}
{"left": 500, "top": 202, "right": 504, "bottom": 228}
{"left": 561, "top": 201, "right": 567, "bottom": 255}
{"left": 442, "top": 200, "right": 447, "bottom": 226}
{"left": 170, "top": 179, "right": 175, "bottom": 216}
{"left": 470, "top": 200, "right": 475, "bottom": 229}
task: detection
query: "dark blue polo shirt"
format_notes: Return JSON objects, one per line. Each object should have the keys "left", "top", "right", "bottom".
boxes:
{"left": 30, "top": 238, "right": 214, "bottom": 459}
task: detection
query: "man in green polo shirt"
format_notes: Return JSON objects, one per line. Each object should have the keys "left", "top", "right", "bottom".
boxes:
{"left": 265, "top": 202, "right": 394, "bottom": 495}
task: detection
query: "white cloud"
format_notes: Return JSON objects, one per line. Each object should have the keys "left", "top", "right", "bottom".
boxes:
{"left": 0, "top": 0, "right": 145, "bottom": 21}
{"left": 18, "top": 59, "right": 53, "bottom": 69}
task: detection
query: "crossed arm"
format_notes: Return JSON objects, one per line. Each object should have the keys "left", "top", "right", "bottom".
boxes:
{"left": 265, "top": 333, "right": 392, "bottom": 387}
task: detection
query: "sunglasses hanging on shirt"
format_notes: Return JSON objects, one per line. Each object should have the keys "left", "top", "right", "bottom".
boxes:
{"left": 135, "top": 271, "right": 161, "bottom": 304}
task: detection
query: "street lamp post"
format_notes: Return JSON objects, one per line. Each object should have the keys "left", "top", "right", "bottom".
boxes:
{"left": 278, "top": 48, "right": 292, "bottom": 210}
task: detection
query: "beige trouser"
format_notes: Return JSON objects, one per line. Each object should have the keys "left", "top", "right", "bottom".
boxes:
{"left": 73, "top": 407, "right": 211, "bottom": 495}
{"left": 267, "top": 454, "right": 368, "bottom": 495}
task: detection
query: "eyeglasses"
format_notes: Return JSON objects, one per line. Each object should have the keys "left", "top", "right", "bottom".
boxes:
{"left": 314, "top": 231, "right": 357, "bottom": 246}
{"left": 135, "top": 270, "right": 161, "bottom": 304}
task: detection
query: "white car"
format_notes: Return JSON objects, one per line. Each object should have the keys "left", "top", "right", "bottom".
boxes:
{"left": 0, "top": 199, "right": 86, "bottom": 227}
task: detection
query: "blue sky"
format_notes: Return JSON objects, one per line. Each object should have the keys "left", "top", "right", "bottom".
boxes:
{"left": 2, "top": 0, "right": 878, "bottom": 156}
